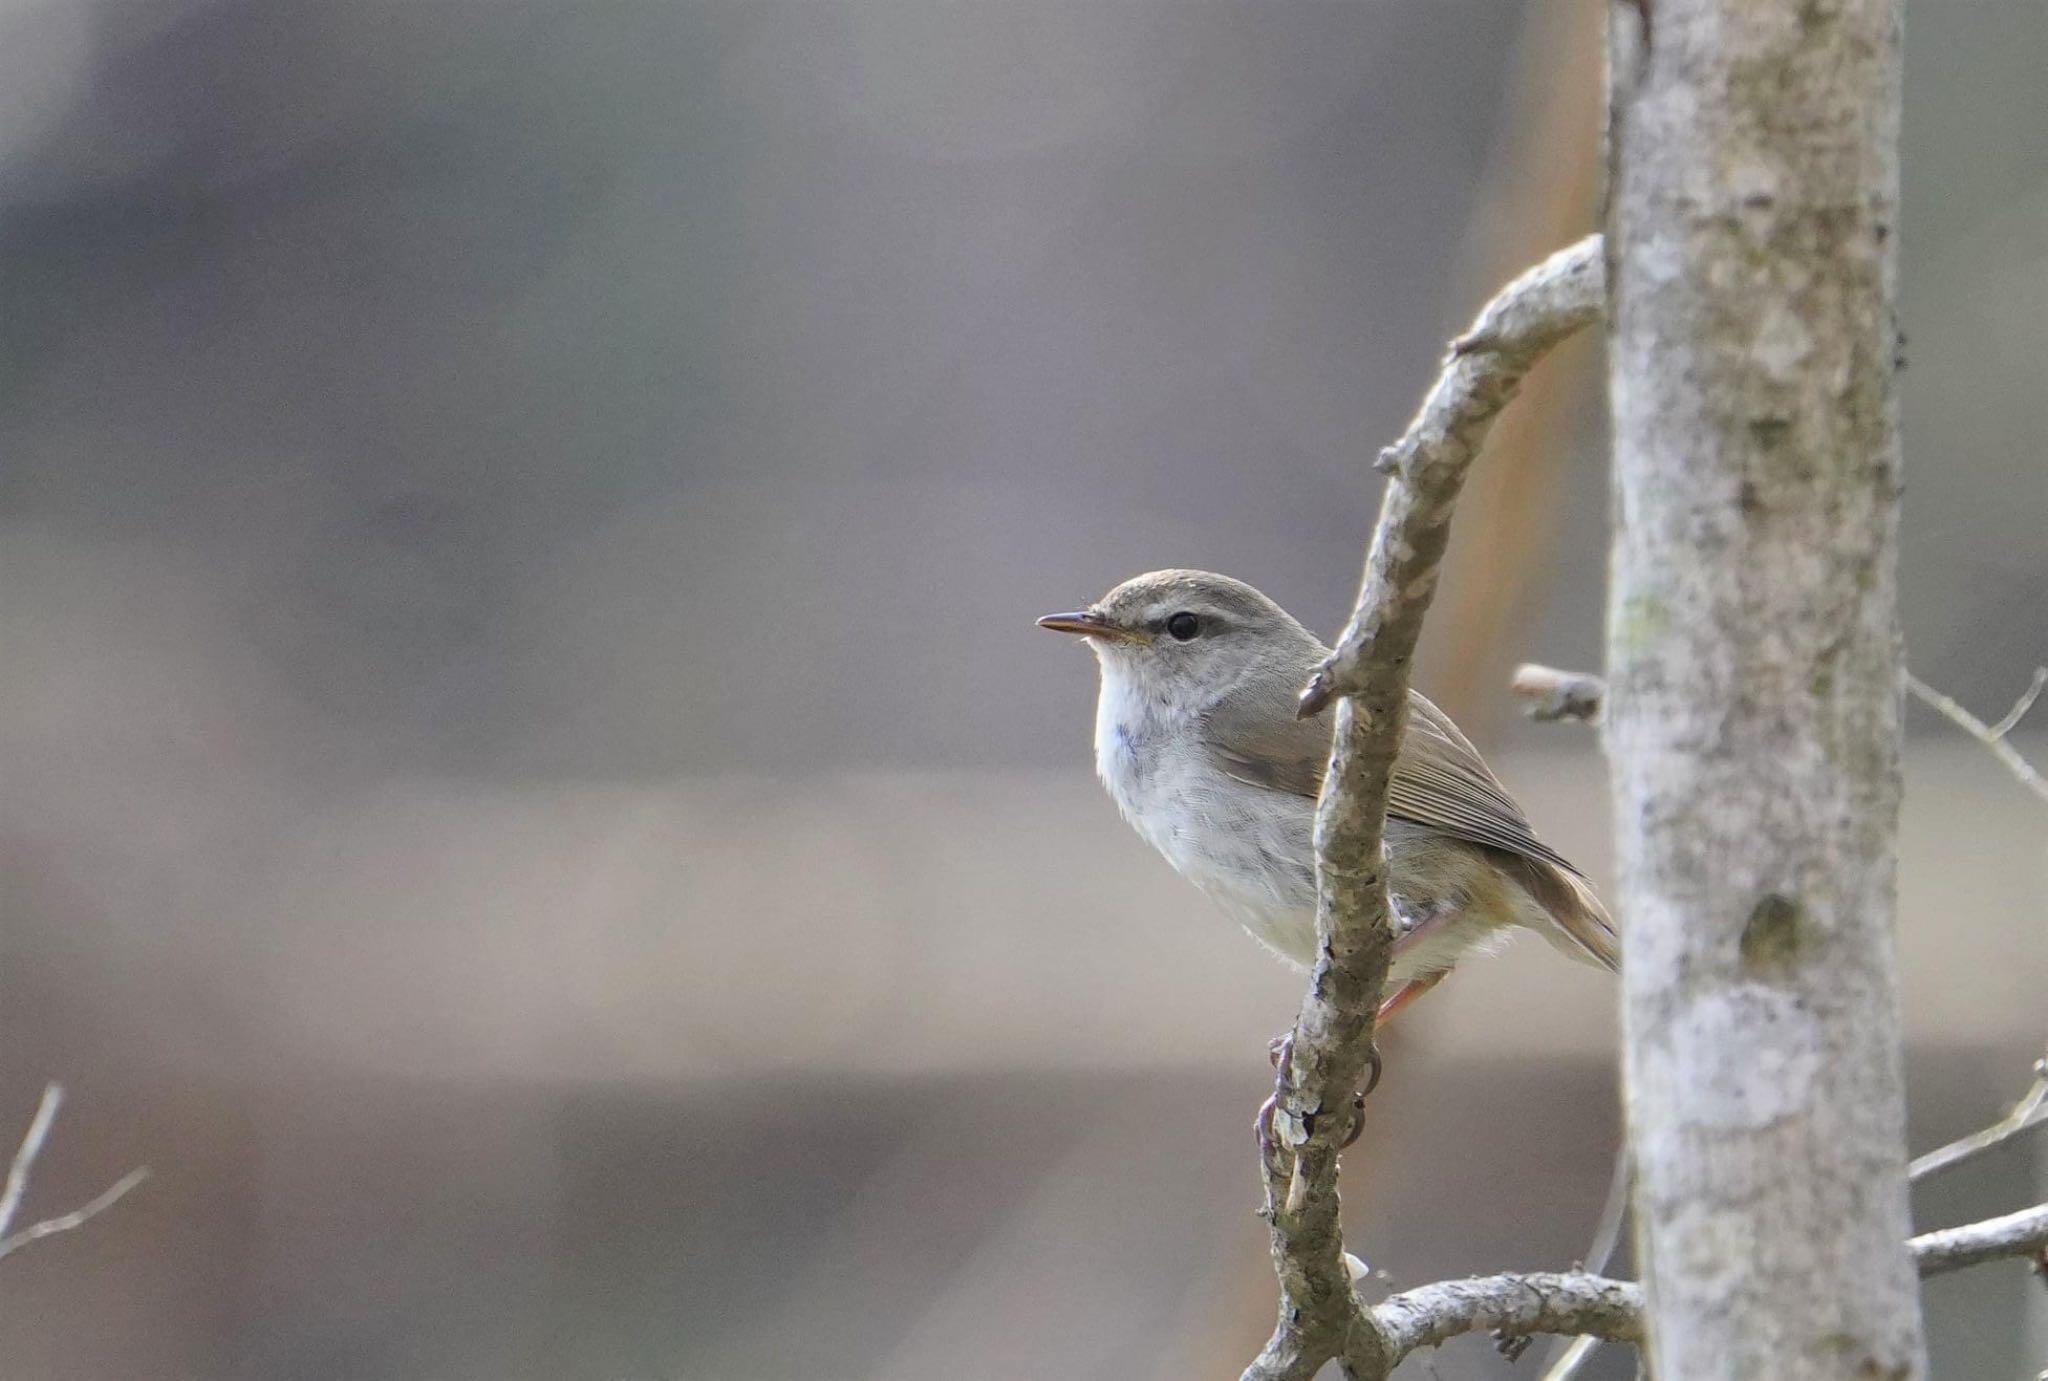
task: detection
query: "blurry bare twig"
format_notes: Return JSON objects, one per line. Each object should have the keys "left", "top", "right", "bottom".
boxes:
{"left": 1906, "top": 668, "right": 2048, "bottom": 803}
{"left": 1909, "top": 1204, "right": 2048, "bottom": 1277}
{"left": 1512, "top": 663, "right": 2048, "bottom": 796}
{"left": 1900, "top": 670, "right": 2048, "bottom": 1183}
{"left": 1540, "top": 1332, "right": 1603, "bottom": 1379}
{"left": 1538, "top": 1145, "right": 1633, "bottom": 1381}
{"left": 0, "top": 1083, "right": 149, "bottom": 1263}
{"left": 1890, "top": 1070, "right": 2048, "bottom": 1300}
{"left": 1910, "top": 1054, "right": 2048, "bottom": 1184}
{"left": 1246, "top": 237, "right": 1604, "bottom": 1381}
{"left": 1510, "top": 663, "right": 1606, "bottom": 723}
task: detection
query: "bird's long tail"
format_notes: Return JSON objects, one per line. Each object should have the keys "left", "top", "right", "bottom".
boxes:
{"left": 1508, "top": 857, "right": 1621, "bottom": 973}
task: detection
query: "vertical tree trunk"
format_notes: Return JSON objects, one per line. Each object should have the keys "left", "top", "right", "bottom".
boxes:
{"left": 1602, "top": 2, "right": 1925, "bottom": 1378}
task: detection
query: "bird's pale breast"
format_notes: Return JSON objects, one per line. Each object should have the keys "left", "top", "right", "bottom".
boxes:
{"left": 1094, "top": 680, "right": 1321, "bottom": 965}
{"left": 1093, "top": 674, "right": 1535, "bottom": 980}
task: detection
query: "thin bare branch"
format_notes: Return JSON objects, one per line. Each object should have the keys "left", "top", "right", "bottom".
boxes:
{"left": 1375, "top": 1272, "right": 1645, "bottom": 1359}
{"left": 1244, "top": 235, "right": 1605, "bottom": 1381}
{"left": 0, "top": 1169, "right": 151, "bottom": 1262}
{"left": 1507, "top": 664, "right": 2047, "bottom": 805}
{"left": 1987, "top": 667, "right": 2048, "bottom": 739}
{"left": 1907, "top": 670, "right": 2048, "bottom": 803}
{"left": 0, "top": 1081, "right": 150, "bottom": 1264}
{"left": 1910, "top": 1054, "right": 2048, "bottom": 1184}
{"left": 1909, "top": 1204, "right": 2048, "bottom": 1278}
{"left": 0, "top": 1084, "right": 63, "bottom": 1241}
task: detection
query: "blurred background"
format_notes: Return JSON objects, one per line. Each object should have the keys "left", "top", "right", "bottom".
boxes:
{"left": 2, "top": 0, "right": 2043, "bottom": 1376}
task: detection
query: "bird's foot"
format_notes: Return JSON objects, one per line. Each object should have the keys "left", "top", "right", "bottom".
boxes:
{"left": 1338, "top": 1046, "right": 1380, "bottom": 1149}
{"left": 1254, "top": 1092, "right": 1281, "bottom": 1161}
{"left": 1266, "top": 1031, "right": 1379, "bottom": 1150}
{"left": 1493, "top": 1329, "right": 1534, "bottom": 1362}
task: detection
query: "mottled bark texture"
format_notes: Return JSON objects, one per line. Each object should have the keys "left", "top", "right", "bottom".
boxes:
{"left": 1243, "top": 239, "right": 1603, "bottom": 1381}
{"left": 1603, "top": 1, "right": 1924, "bottom": 1377}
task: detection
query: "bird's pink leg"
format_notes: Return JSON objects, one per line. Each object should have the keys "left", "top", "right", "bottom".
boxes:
{"left": 1375, "top": 971, "right": 1447, "bottom": 1026}
{"left": 1256, "top": 909, "right": 1457, "bottom": 1154}
{"left": 1376, "top": 903, "right": 1459, "bottom": 1025}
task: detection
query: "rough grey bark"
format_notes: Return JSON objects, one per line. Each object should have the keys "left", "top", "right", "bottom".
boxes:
{"left": 1603, "top": 1, "right": 1925, "bottom": 1377}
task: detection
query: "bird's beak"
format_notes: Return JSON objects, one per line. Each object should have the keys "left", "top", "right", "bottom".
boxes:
{"left": 1037, "top": 609, "right": 1143, "bottom": 643}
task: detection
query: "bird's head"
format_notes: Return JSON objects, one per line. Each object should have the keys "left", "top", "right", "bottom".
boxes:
{"left": 1038, "top": 569, "right": 1326, "bottom": 713}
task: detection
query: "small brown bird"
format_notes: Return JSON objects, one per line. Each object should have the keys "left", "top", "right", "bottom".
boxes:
{"left": 1040, "top": 570, "right": 1617, "bottom": 1021}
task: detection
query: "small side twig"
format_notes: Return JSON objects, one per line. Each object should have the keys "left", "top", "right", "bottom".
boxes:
{"left": 1910, "top": 1054, "right": 2048, "bottom": 1184}
{"left": 0, "top": 1084, "right": 64, "bottom": 1239}
{"left": 1906, "top": 668, "right": 2048, "bottom": 803}
{"left": 1908, "top": 1203, "right": 2048, "bottom": 1278}
{"left": 0, "top": 1083, "right": 149, "bottom": 1263}
{"left": 1510, "top": 663, "right": 1607, "bottom": 723}
{"left": 1987, "top": 667, "right": 2048, "bottom": 739}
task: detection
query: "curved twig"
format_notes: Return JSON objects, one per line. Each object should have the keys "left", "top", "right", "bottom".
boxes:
{"left": 1245, "top": 236, "right": 1605, "bottom": 1381}
{"left": 1906, "top": 669, "right": 2048, "bottom": 803}
{"left": 0, "top": 1082, "right": 149, "bottom": 1264}
{"left": 1911, "top": 1055, "right": 2048, "bottom": 1184}
{"left": 1375, "top": 1272, "right": 1645, "bottom": 1357}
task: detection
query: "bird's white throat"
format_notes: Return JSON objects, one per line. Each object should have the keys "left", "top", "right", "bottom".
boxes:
{"left": 1090, "top": 658, "right": 1322, "bottom": 965}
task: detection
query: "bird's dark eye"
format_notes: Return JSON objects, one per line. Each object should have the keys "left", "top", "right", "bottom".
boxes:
{"left": 1165, "top": 611, "right": 1201, "bottom": 641}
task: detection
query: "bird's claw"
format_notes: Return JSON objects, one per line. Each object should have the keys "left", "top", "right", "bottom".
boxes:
{"left": 1261, "top": 1028, "right": 1376, "bottom": 1147}
{"left": 1337, "top": 1045, "right": 1381, "bottom": 1149}
{"left": 1254, "top": 1094, "right": 1280, "bottom": 1159}
{"left": 1266, "top": 1033, "right": 1380, "bottom": 1150}
{"left": 1339, "top": 1094, "right": 1367, "bottom": 1149}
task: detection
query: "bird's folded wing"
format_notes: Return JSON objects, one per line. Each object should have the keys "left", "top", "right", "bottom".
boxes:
{"left": 1202, "top": 686, "right": 1583, "bottom": 880}
{"left": 1199, "top": 670, "right": 1333, "bottom": 801}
